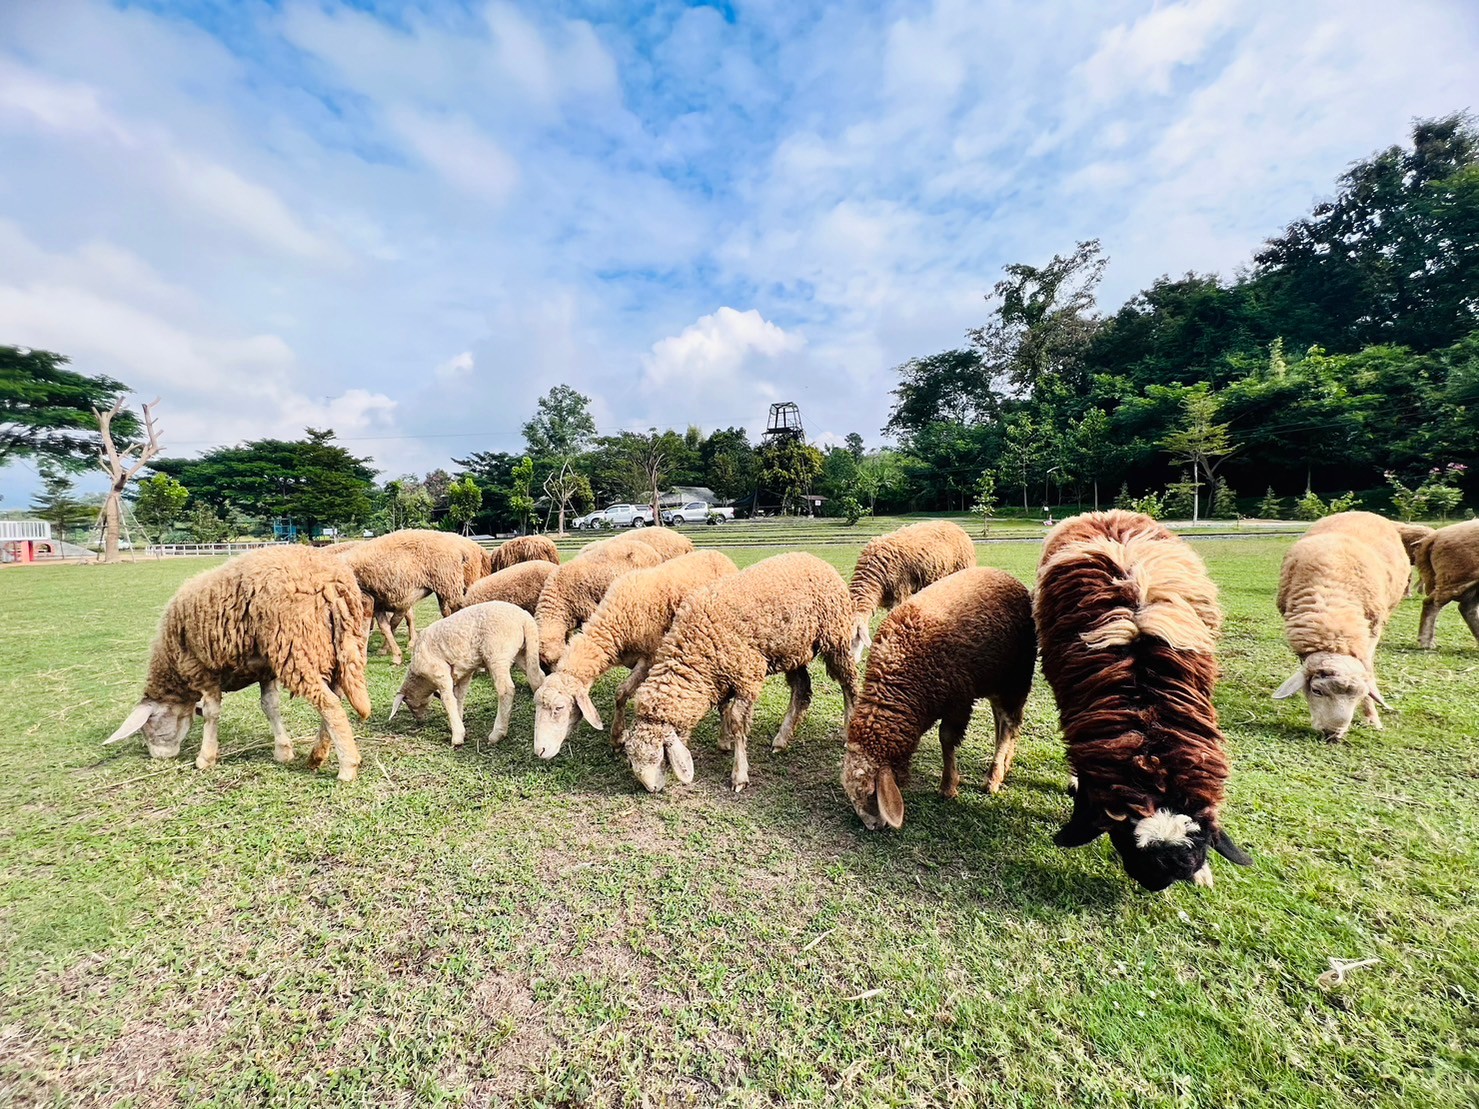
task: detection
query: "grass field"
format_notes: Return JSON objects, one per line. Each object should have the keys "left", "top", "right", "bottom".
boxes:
{"left": 1, "top": 537, "right": 1476, "bottom": 1107}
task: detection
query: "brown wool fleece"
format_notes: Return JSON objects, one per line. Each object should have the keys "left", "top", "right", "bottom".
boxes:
{"left": 623, "top": 527, "right": 695, "bottom": 561}
{"left": 489, "top": 534, "right": 560, "bottom": 574}
{"left": 338, "top": 529, "right": 490, "bottom": 617}
{"left": 1278, "top": 512, "right": 1409, "bottom": 661}
{"left": 1035, "top": 511, "right": 1231, "bottom": 827}
{"left": 534, "top": 541, "right": 664, "bottom": 667}
{"left": 849, "top": 519, "right": 976, "bottom": 616}
{"left": 1413, "top": 519, "right": 1479, "bottom": 607}
{"left": 464, "top": 560, "right": 558, "bottom": 614}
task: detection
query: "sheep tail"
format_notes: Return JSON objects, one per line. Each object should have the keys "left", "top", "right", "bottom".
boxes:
{"left": 331, "top": 579, "right": 374, "bottom": 721}
{"left": 1413, "top": 536, "right": 1437, "bottom": 598}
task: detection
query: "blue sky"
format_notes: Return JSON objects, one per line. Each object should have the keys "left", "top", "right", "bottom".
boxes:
{"left": 2, "top": 0, "right": 1476, "bottom": 505}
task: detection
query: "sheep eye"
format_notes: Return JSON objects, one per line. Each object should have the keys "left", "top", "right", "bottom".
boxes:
{"left": 1311, "top": 688, "right": 1325, "bottom": 697}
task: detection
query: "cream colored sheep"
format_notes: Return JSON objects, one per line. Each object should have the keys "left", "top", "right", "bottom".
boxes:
{"left": 489, "top": 534, "right": 560, "bottom": 573}
{"left": 1275, "top": 511, "right": 1409, "bottom": 739}
{"left": 532, "top": 550, "right": 739, "bottom": 758}
{"left": 534, "top": 539, "right": 664, "bottom": 669}
{"left": 624, "top": 526, "right": 694, "bottom": 560}
{"left": 1414, "top": 519, "right": 1479, "bottom": 648}
{"left": 105, "top": 546, "right": 373, "bottom": 782}
{"left": 622, "top": 552, "right": 861, "bottom": 794}
{"left": 389, "top": 601, "right": 544, "bottom": 747}
{"left": 338, "top": 529, "right": 491, "bottom": 664}
{"left": 848, "top": 520, "right": 976, "bottom": 658}
{"left": 463, "top": 560, "right": 557, "bottom": 614}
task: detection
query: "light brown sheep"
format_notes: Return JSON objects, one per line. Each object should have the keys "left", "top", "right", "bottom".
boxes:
{"left": 532, "top": 550, "right": 739, "bottom": 758}
{"left": 464, "top": 560, "right": 558, "bottom": 614}
{"left": 339, "top": 529, "right": 491, "bottom": 664}
{"left": 489, "top": 534, "right": 560, "bottom": 574}
{"left": 842, "top": 568, "right": 1036, "bottom": 830}
{"left": 623, "top": 552, "right": 861, "bottom": 794}
{"left": 1275, "top": 511, "right": 1409, "bottom": 739}
{"left": 105, "top": 547, "right": 373, "bottom": 781}
{"left": 534, "top": 539, "right": 664, "bottom": 668}
{"left": 623, "top": 526, "right": 695, "bottom": 560}
{"left": 1395, "top": 523, "right": 1436, "bottom": 562}
{"left": 389, "top": 601, "right": 543, "bottom": 748}
{"left": 1414, "top": 519, "right": 1479, "bottom": 648}
{"left": 848, "top": 520, "right": 976, "bottom": 658}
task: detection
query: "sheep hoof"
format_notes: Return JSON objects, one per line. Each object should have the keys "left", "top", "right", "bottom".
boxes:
{"left": 274, "top": 745, "right": 295, "bottom": 764}
{"left": 194, "top": 753, "right": 218, "bottom": 771}
{"left": 985, "top": 777, "right": 1004, "bottom": 796}
{"left": 306, "top": 752, "right": 327, "bottom": 770}
{"left": 337, "top": 764, "right": 360, "bottom": 782}
{"left": 733, "top": 780, "right": 748, "bottom": 794}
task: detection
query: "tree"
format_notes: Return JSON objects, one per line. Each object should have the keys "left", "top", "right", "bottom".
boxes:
{"left": 885, "top": 349, "right": 1001, "bottom": 440}
{"left": 1, "top": 346, "right": 136, "bottom": 471}
{"left": 132, "top": 472, "right": 189, "bottom": 539}
{"left": 855, "top": 450, "right": 906, "bottom": 515}
{"left": 522, "top": 385, "right": 597, "bottom": 460}
{"left": 701, "top": 428, "right": 758, "bottom": 503}
{"left": 94, "top": 395, "right": 162, "bottom": 562}
{"left": 187, "top": 502, "right": 232, "bottom": 543}
{"left": 29, "top": 464, "right": 93, "bottom": 540}
{"left": 971, "top": 470, "right": 999, "bottom": 535}
{"left": 423, "top": 469, "right": 452, "bottom": 517}
{"left": 998, "top": 412, "right": 1041, "bottom": 511}
{"left": 1068, "top": 408, "right": 1117, "bottom": 510}
{"left": 758, "top": 438, "right": 823, "bottom": 515}
{"left": 844, "top": 433, "right": 865, "bottom": 460}
{"left": 1257, "top": 488, "right": 1283, "bottom": 520}
{"left": 509, "top": 457, "right": 536, "bottom": 534}
{"left": 542, "top": 459, "right": 593, "bottom": 534}
{"left": 446, "top": 476, "right": 482, "bottom": 535}
{"left": 383, "top": 477, "right": 433, "bottom": 530}
{"left": 1161, "top": 386, "right": 1237, "bottom": 523}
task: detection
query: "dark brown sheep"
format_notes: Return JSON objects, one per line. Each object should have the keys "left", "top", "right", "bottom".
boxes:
{"left": 842, "top": 567, "right": 1035, "bottom": 830}
{"left": 1035, "top": 511, "right": 1251, "bottom": 891}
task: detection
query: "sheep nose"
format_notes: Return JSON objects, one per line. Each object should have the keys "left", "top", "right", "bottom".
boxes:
{"left": 634, "top": 763, "right": 667, "bottom": 793}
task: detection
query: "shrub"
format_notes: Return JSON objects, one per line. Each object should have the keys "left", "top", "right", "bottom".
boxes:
{"left": 838, "top": 494, "right": 864, "bottom": 526}
{"left": 1257, "top": 487, "right": 1283, "bottom": 520}
{"left": 1113, "top": 482, "right": 1133, "bottom": 510}
{"left": 1212, "top": 477, "right": 1239, "bottom": 519}
{"left": 1327, "top": 491, "right": 1360, "bottom": 514}
{"left": 1125, "top": 491, "right": 1166, "bottom": 519}
{"left": 1163, "top": 479, "right": 1196, "bottom": 519}
{"left": 971, "top": 471, "right": 998, "bottom": 535}
{"left": 1294, "top": 491, "right": 1327, "bottom": 521}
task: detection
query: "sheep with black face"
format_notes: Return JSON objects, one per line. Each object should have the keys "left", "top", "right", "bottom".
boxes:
{"left": 1035, "top": 511, "right": 1251, "bottom": 891}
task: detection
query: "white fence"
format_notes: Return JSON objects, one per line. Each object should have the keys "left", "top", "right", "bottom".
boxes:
{"left": 144, "top": 542, "right": 289, "bottom": 558}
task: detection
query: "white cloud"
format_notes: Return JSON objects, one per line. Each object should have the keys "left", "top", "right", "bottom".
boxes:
{"left": 1078, "top": 0, "right": 1236, "bottom": 100}
{"left": 640, "top": 309, "right": 806, "bottom": 419}
{"left": 385, "top": 107, "right": 519, "bottom": 205}
{"left": 434, "top": 351, "right": 475, "bottom": 380}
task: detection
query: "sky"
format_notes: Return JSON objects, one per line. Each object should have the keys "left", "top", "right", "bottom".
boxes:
{"left": 2, "top": 0, "right": 1476, "bottom": 505}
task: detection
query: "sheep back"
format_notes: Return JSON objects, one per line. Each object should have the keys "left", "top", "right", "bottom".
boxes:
{"left": 849, "top": 519, "right": 975, "bottom": 614}
{"left": 535, "top": 541, "right": 664, "bottom": 666}
{"left": 339, "top": 529, "right": 487, "bottom": 611}
{"left": 625, "top": 526, "right": 695, "bottom": 560}
{"left": 465, "top": 560, "right": 557, "bottom": 614}
{"left": 490, "top": 534, "right": 560, "bottom": 574}
{"left": 1414, "top": 519, "right": 1479, "bottom": 606}
{"left": 1278, "top": 514, "right": 1409, "bottom": 658}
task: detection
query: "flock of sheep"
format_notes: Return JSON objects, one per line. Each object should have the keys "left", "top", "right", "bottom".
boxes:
{"left": 104, "top": 510, "right": 1479, "bottom": 892}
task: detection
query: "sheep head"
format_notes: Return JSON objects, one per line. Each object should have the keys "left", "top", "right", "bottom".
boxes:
{"left": 841, "top": 745, "right": 905, "bottom": 830}
{"left": 105, "top": 699, "right": 194, "bottom": 759}
{"left": 1274, "top": 651, "right": 1387, "bottom": 741}
{"left": 622, "top": 717, "right": 694, "bottom": 793}
{"left": 389, "top": 673, "right": 436, "bottom": 722}
{"left": 532, "top": 672, "right": 602, "bottom": 759}
{"left": 1056, "top": 792, "right": 1252, "bottom": 891}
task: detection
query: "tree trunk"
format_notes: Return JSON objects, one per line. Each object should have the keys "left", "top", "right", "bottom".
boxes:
{"left": 558, "top": 501, "right": 566, "bottom": 536}
{"left": 1093, "top": 479, "right": 1099, "bottom": 511}
{"left": 103, "top": 486, "right": 123, "bottom": 563}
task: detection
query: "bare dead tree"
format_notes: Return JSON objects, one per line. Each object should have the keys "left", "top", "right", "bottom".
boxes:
{"left": 542, "top": 458, "right": 589, "bottom": 536}
{"left": 640, "top": 438, "right": 667, "bottom": 527}
{"left": 95, "top": 396, "right": 162, "bottom": 563}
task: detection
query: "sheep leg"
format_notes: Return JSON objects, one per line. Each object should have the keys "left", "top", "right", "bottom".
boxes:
{"left": 1363, "top": 642, "right": 1383, "bottom": 730}
{"left": 985, "top": 699, "right": 1023, "bottom": 795}
{"left": 1418, "top": 598, "right": 1443, "bottom": 650}
{"left": 1460, "top": 587, "right": 1479, "bottom": 646}
{"left": 195, "top": 688, "right": 222, "bottom": 770}
{"left": 489, "top": 666, "right": 516, "bottom": 745}
{"left": 772, "top": 667, "right": 813, "bottom": 752}
{"left": 612, "top": 659, "right": 650, "bottom": 744}
{"left": 306, "top": 689, "right": 361, "bottom": 782}
{"left": 404, "top": 607, "right": 419, "bottom": 652}
{"left": 453, "top": 674, "right": 472, "bottom": 717}
{"left": 722, "top": 696, "right": 756, "bottom": 793}
{"left": 938, "top": 707, "right": 970, "bottom": 800}
{"left": 377, "top": 610, "right": 404, "bottom": 665}
{"left": 715, "top": 695, "right": 735, "bottom": 752}
{"left": 435, "top": 671, "right": 465, "bottom": 747}
{"left": 820, "top": 643, "right": 860, "bottom": 726}
{"left": 259, "top": 679, "right": 293, "bottom": 762}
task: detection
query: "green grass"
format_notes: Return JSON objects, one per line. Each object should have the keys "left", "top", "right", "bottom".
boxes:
{"left": 1, "top": 538, "right": 1476, "bottom": 1107}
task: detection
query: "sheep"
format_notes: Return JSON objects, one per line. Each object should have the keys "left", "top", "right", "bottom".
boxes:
{"left": 489, "top": 534, "right": 560, "bottom": 574}
{"left": 532, "top": 550, "right": 739, "bottom": 758}
{"left": 463, "top": 560, "right": 558, "bottom": 615}
{"left": 1414, "top": 519, "right": 1479, "bottom": 648}
{"left": 622, "top": 551, "right": 861, "bottom": 794}
{"left": 1034, "top": 511, "right": 1251, "bottom": 891}
{"left": 534, "top": 538, "right": 664, "bottom": 668}
{"left": 338, "top": 529, "right": 490, "bottom": 664}
{"left": 1395, "top": 523, "right": 1436, "bottom": 563}
{"left": 389, "top": 601, "right": 544, "bottom": 748}
{"left": 1274, "top": 511, "right": 1409, "bottom": 739}
{"left": 104, "top": 546, "right": 374, "bottom": 782}
{"left": 624, "top": 526, "right": 695, "bottom": 560}
{"left": 842, "top": 568, "right": 1036, "bottom": 830}
{"left": 848, "top": 520, "right": 976, "bottom": 658}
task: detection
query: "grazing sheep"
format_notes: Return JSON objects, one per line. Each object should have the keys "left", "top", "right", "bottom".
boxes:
{"left": 463, "top": 560, "right": 557, "bottom": 615}
{"left": 389, "top": 601, "right": 544, "bottom": 748}
{"left": 532, "top": 550, "right": 739, "bottom": 758}
{"left": 105, "top": 547, "right": 374, "bottom": 782}
{"left": 1035, "top": 511, "right": 1251, "bottom": 891}
{"left": 489, "top": 534, "right": 560, "bottom": 574}
{"left": 1414, "top": 519, "right": 1479, "bottom": 648}
{"left": 623, "top": 552, "right": 861, "bottom": 794}
{"left": 624, "top": 526, "right": 695, "bottom": 560}
{"left": 842, "top": 568, "right": 1036, "bottom": 830}
{"left": 339, "top": 529, "right": 490, "bottom": 664}
{"left": 1275, "top": 511, "right": 1408, "bottom": 739}
{"left": 848, "top": 520, "right": 976, "bottom": 658}
{"left": 1395, "top": 523, "right": 1436, "bottom": 563}
{"left": 534, "top": 539, "right": 664, "bottom": 668}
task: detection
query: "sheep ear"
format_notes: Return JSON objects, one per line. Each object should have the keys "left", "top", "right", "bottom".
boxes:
{"left": 388, "top": 693, "right": 404, "bottom": 720}
{"left": 1366, "top": 679, "right": 1391, "bottom": 709}
{"left": 1054, "top": 794, "right": 1103, "bottom": 847}
{"left": 666, "top": 737, "right": 695, "bottom": 784}
{"left": 105, "top": 703, "right": 153, "bottom": 744}
{"left": 575, "top": 689, "right": 604, "bottom": 730}
{"left": 1273, "top": 668, "right": 1306, "bottom": 700}
{"left": 1212, "top": 829, "right": 1253, "bottom": 866}
{"left": 876, "top": 766, "right": 905, "bottom": 829}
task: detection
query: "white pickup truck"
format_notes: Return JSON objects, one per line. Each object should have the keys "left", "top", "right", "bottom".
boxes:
{"left": 662, "top": 501, "right": 734, "bottom": 526}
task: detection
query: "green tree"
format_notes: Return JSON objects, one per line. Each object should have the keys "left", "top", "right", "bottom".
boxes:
{"left": 1161, "top": 386, "right": 1237, "bottom": 523}
{"left": 132, "top": 472, "right": 189, "bottom": 539}
{"left": 1, "top": 346, "right": 136, "bottom": 471}
{"left": 885, "top": 350, "right": 1001, "bottom": 440}
{"left": 384, "top": 477, "right": 433, "bottom": 530}
{"left": 998, "top": 412, "right": 1042, "bottom": 511}
{"left": 187, "top": 502, "right": 232, "bottom": 543}
{"left": 1257, "top": 487, "right": 1283, "bottom": 520}
{"left": 844, "top": 433, "right": 865, "bottom": 460}
{"left": 758, "top": 438, "right": 823, "bottom": 515}
{"left": 446, "top": 476, "right": 482, "bottom": 535}
{"left": 855, "top": 450, "right": 906, "bottom": 515}
{"left": 1068, "top": 408, "right": 1118, "bottom": 510}
{"left": 971, "top": 470, "right": 999, "bottom": 535}
{"left": 29, "top": 464, "right": 93, "bottom": 541}
{"left": 523, "top": 385, "right": 597, "bottom": 460}
{"left": 509, "top": 457, "right": 536, "bottom": 533}
{"left": 542, "top": 460, "right": 593, "bottom": 534}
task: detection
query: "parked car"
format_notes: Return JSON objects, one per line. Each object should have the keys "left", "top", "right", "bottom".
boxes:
{"left": 597, "top": 503, "right": 658, "bottom": 528}
{"left": 570, "top": 510, "right": 603, "bottom": 530}
{"left": 663, "top": 502, "right": 734, "bottom": 526}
